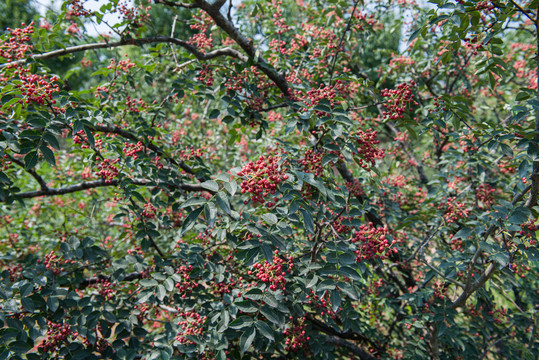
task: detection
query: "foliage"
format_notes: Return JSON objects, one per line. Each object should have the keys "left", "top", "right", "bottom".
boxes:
{"left": 0, "top": 0, "right": 538, "bottom": 359}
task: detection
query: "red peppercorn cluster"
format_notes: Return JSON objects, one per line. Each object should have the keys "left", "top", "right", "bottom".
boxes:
{"left": 175, "top": 311, "right": 207, "bottom": 344}
{"left": 38, "top": 321, "right": 76, "bottom": 354}
{"left": 248, "top": 250, "right": 294, "bottom": 291}
{"left": 380, "top": 80, "right": 418, "bottom": 120}
{"left": 476, "top": 183, "right": 495, "bottom": 208}
{"left": 123, "top": 141, "right": 145, "bottom": 159}
{"left": 88, "top": 278, "right": 115, "bottom": 301}
{"left": 353, "top": 129, "right": 385, "bottom": 169}
{"left": 188, "top": 12, "right": 214, "bottom": 51}
{"left": 238, "top": 156, "right": 288, "bottom": 206}
{"left": 351, "top": 223, "right": 395, "bottom": 262}
{"left": 0, "top": 23, "right": 63, "bottom": 110}
{"left": 300, "top": 149, "right": 324, "bottom": 177}
{"left": 197, "top": 64, "right": 214, "bottom": 86}
{"left": 39, "top": 250, "right": 65, "bottom": 275}
{"left": 439, "top": 197, "right": 469, "bottom": 223}
{"left": 283, "top": 318, "right": 310, "bottom": 352}
{"left": 0, "top": 23, "right": 34, "bottom": 62}
{"left": 174, "top": 265, "right": 200, "bottom": 298}
{"left": 67, "top": 0, "right": 93, "bottom": 17}
{"left": 95, "top": 158, "right": 120, "bottom": 183}
{"left": 518, "top": 221, "right": 538, "bottom": 245}
{"left": 346, "top": 179, "right": 365, "bottom": 197}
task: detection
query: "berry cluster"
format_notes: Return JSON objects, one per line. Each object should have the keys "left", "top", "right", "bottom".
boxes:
{"left": 476, "top": 183, "right": 495, "bottom": 208}
{"left": 188, "top": 12, "right": 213, "bottom": 51}
{"left": 283, "top": 319, "right": 310, "bottom": 352}
{"left": 346, "top": 179, "right": 365, "bottom": 198}
{"left": 141, "top": 202, "right": 157, "bottom": 219}
{"left": 248, "top": 250, "right": 294, "bottom": 291}
{"left": 95, "top": 158, "right": 120, "bottom": 183}
{"left": 175, "top": 311, "right": 207, "bottom": 344}
{"left": 380, "top": 81, "right": 418, "bottom": 120}
{"left": 353, "top": 129, "right": 385, "bottom": 169}
{"left": 238, "top": 156, "right": 288, "bottom": 206}
{"left": 123, "top": 141, "right": 145, "bottom": 159}
{"left": 300, "top": 149, "right": 324, "bottom": 177}
{"left": 197, "top": 64, "right": 214, "bottom": 86}
{"left": 174, "top": 265, "right": 200, "bottom": 298}
{"left": 351, "top": 223, "right": 394, "bottom": 262}
{"left": 67, "top": 0, "right": 93, "bottom": 17}
{"left": 38, "top": 321, "right": 76, "bottom": 354}
{"left": 439, "top": 197, "right": 469, "bottom": 223}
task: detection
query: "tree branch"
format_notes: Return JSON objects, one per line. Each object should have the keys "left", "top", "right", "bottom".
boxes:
{"left": 0, "top": 36, "right": 247, "bottom": 68}
{"left": 7, "top": 154, "right": 49, "bottom": 191}
{"left": 320, "top": 335, "right": 378, "bottom": 360}
{"left": 13, "top": 178, "right": 204, "bottom": 199}
{"left": 193, "top": 0, "right": 290, "bottom": 96}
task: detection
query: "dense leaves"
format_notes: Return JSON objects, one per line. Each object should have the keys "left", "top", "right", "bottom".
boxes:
{"left": 0, "top": 0, "right": 538, "bottom": 359}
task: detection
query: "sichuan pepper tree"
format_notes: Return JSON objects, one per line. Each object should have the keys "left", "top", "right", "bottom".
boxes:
{"left": 0, "top": 0, "right": 538, "bottom": 359}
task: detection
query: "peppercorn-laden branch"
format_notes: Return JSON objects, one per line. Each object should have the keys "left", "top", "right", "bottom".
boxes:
{"left": 13, "top": 178, "right": 205, "bottom": 199}
{"left": 90, "top": 124, "right": 198, "bottom": 177}
{"left": 0, "top": 36, "right": 247, "bottom": 69}
{"left": 190, "top": 0, "right": 291, "bottom": 96}
{"left": 6, "top": 154, "right": 49, "bottom": 191}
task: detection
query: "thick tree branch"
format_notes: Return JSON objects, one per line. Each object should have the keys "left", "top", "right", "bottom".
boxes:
{"left": 0, "top": 36, "right": 247, "bottom": 68}
{"left": 14, "top": 178, "right": 204, "bottom": 199}
{"left": 91, "top": 125, "right": 198, "bottom": 177}
{"left": 320, "top": 335, "right": 378, "bottom": 360}
{"left": 7, "top": 154, "right": 49, "bottom": 191}
{"left": 153, "top": 0, "right": 198, "bottom": 9}
{"left": 193, "top": 0, "right": 290, "bottom": 96}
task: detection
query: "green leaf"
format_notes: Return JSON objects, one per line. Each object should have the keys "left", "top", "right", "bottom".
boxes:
{"left": 40, "top": 145, "right": 56, "bottom": 166}
{"left": 508, "top": 207, "right": 531, "bottom": 225}
{"left": 21, "top": 297, "right": 34, "bottom": 312}
{"left": 139, "top": 279, "right": 158, "bottom": 287}
{"left": 228, "top": 316, "right": 254, "bottom": 330}
{"left": 330, "top": 289, "right": 341, "bottom": 313}
{"left": 300, "top": 208, "right": 315, "bottom": 234}
{"left": 24, "top": 151, "right": 38, "bottom": 170}
{"left": 47, "top": 296, "right": 59, "bottom": 312}
{"left": 8, "top": 341, "right": 31, "bottom": 353}
{"left": 201, "top": 180, "right": 219, "bottom": 192}
{"left": 43, "top": 132, "right": 60, "bottom": 150}
{"left": 255, "top": 321, "right": 274, "bottom": 341}
{"left": 244, "top": 288, "right": 264, "bottom": 301}
{"left": 181, "top": 207, "right": 204, "bottom": 234}
{"left": 240, "top": 325, "right": 256, "bottom": 354}
{"left": 491, "top": 252, "right": 510, "bottom": 267}
{"left": 180, "top": 197, "right": 207, "bottom": 208}
{"left": 261, "top": 213, "right": 278, "bottom": 225}
{"left": 215, "top": 192, "right": 231, "bottom": 215}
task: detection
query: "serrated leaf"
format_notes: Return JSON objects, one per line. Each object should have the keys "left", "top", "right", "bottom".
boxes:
{"left": 43, "top": 132, "right": 60, "bottom": 150}
{"left": 300, "top": 208, "right": 314, "bottom": 234}
{"left": 84, "top": 126, "right": 95, "bottom": 148}
{"left": 47, "top": 296, "right": 59, "bottom": 312}
{"left": 156, "top": 285, "right": 166, "bottom": 301}
{"left": 244, "top": 288, "right": 264, "bottom": 301}
{"left": 139, "top": 279, "right": 158, "bottom": 287}
{"left": 215, "top": 192, "right": 231, "bottom": 215}
{"left": 260, "top": 306, "right": 282, "bottom": 326}
{"left": 201, "top": 180, "right": 219, "bottom": 192}
{"left": 228, "top": 316, "right": 254, "bottom": 330}
{"left": 181, "top": 207, "right": 204, "bottom": 234}
{"left": 491, "top": 252, "right": 510, "bottom": 267}
{"left": 24, "top": 151, "right": 38, "bottom": 170}
{"left": 240, "top": 326, "right": 256, "bottom": 354}
{"left": 180, "top": 197, "right": 207, "bottom": 208}
{"left": 261, "top": 213, "right": 278, "bottom": 225}
{"left": 40, "top": 145, "right": 55, "bottom": 166}
{"left": 21, "top": 297, "right": 34, "bottom": 312}
{"left": 330, "top": 289, "right": 341, "bottom": 313}
{"left": 255, "top": 321, "right": 274, "bottom": 341}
